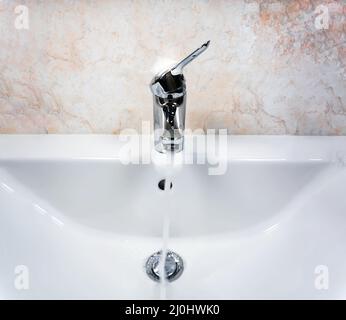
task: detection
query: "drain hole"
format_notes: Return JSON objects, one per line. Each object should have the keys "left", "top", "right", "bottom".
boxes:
{"left": 145, "top": 250, "right": 184, "bottom": 282}
{"left": 158, "top": 179, "right": 173, "bottom": 191}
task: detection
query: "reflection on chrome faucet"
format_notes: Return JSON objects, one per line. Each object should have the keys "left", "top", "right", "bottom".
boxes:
{"left": 150, "top": 41, "right": 210, "bottom": 153}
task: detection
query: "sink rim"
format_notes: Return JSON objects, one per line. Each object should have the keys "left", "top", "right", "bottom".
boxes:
{"left": 0, "top": 135, "right": 345, "bottom": 162}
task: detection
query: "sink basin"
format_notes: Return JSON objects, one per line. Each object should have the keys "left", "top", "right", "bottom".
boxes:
{"left": 0, "top": 135, "right": 346, "bottom": 299}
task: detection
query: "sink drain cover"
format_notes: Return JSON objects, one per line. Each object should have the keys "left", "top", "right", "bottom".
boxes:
{"left": 145, "top": 250, "right": 184, "bottom": 282}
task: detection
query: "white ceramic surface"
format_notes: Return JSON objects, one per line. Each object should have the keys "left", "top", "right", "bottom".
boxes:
{"left": 0, "top": 135, "right": 346, "bottom": 299}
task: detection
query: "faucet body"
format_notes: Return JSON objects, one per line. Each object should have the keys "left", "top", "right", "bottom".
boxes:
{"left": 150, "top": 41, "right": 210, "bottom": 153}
{"left": 151, "top": 74, "right": 186, "bottom": 153}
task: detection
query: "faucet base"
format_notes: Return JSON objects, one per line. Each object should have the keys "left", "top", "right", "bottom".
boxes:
{"left": 155, "top": 136, "right": 184, "bottom": 153}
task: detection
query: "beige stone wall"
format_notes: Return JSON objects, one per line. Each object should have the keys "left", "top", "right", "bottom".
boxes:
{"left": 0, "top": 0, "right": 345, "bottom": 134}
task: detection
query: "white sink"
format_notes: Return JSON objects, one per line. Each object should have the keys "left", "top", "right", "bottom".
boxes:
{"left": 0, "top": 135, "right": 346, "bottom": 299}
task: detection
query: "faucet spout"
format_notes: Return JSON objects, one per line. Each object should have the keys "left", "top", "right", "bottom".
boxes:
{"left": 150, "top": 41, "right": 210, "bottom": 153}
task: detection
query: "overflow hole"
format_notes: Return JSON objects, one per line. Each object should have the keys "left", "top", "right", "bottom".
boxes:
{"left": 158, "top": 179, "right": 173, "bottom": 191}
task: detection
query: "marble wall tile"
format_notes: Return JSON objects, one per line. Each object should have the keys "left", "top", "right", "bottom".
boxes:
{"left": 0, "top": 0, "right": 345, "bottom": 134}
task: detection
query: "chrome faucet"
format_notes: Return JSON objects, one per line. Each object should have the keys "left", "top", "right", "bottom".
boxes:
{"left": 150, "top": 41, "right": 210, "bottom": 153}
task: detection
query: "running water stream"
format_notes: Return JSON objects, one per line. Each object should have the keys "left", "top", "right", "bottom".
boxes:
{"left": 155, "top": 150, "right": 178, "bottom": 300}
{"left": 159, "top": 175, "right": 172, "bottom": 300}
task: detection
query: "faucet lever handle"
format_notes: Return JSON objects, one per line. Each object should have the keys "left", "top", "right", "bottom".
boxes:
{"left": 171, "top": 41, "right": 210, "bottom": 75}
